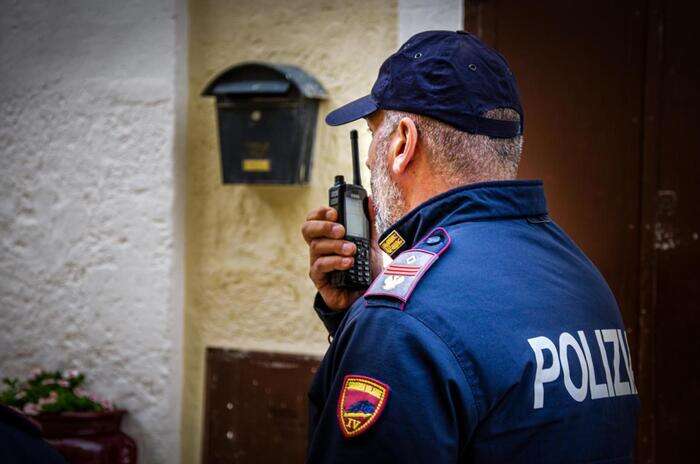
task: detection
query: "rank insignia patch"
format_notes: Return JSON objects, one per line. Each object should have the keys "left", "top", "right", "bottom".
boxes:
{"left": 337, "top": 375, "right": 390, "bottom": 438}
{"left": 365, "top": 249, "right": 436, "bottom": 303}
{"left": 365, "top": 228, "right": 451, "bottom": 307}
{"left": 378, "top": 230, "right": 406, "bottom": 255}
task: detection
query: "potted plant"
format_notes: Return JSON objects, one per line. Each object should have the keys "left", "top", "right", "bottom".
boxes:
{"left": 0, "top": 369, "right": 137, "bottom": 464}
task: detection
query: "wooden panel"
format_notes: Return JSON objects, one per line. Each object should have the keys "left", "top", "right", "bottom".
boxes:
{"left": 201, "top": 348, "right": 321, "bottom": 464}
{"left": 648, "top": 0, "right": 700, "bottom": 460}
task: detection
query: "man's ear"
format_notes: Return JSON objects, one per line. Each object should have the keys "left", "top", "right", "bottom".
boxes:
{"left": 390, "top": 117, "right": 418, "bottom": 175}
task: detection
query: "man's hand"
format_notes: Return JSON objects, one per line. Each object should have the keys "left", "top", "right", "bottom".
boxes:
{"left": 302, "top": 203, "right": 383, "bottom": 312}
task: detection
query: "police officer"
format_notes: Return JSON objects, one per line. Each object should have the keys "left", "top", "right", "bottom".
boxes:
{"left": 301, "top": 31, "right": 639, "bottom": 463}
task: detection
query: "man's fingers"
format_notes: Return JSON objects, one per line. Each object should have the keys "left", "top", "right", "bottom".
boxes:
{"left": 309, "top": 239, "right": 356, "bottom": 260}
{"left": 301, "top": 220, "right": 345, "bottom": 243}
{"left": 309, "top": 255, "right": 354, "bottom": 283}
{"left": 306, "top": 206, "right": 337, "bottom": 221}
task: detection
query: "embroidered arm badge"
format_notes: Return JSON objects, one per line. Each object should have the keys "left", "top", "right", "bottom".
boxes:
{"left": 337, "top": 375, "right": 390, "bottom": 438}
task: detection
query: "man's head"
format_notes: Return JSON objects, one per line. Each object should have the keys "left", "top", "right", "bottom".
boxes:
{"left": 326, "top": 30, "right": 524, "bottom": 235}
{"left": 364, "top": 108, "right": 523, "bottom": 235}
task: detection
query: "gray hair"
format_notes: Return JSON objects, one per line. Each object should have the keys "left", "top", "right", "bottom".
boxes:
{"left": 377, "top": 108, "right": 523, "bottom": 185}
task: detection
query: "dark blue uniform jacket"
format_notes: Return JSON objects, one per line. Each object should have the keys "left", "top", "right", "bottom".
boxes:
{"left": 307, "top": 180, "right": 639, "bottom": 463}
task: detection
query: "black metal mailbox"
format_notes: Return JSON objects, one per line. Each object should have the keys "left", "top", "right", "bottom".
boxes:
{"left": 202, "top": 62, "right": 327, "bottom": 184}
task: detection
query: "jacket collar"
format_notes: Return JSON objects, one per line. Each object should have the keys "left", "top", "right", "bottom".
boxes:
{"left": 377, "top": 180, "right": 548, "bottom": 258}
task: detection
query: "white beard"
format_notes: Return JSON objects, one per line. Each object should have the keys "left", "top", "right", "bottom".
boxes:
{"left": 370, "top": 139, "right": 405, "bottom": 237}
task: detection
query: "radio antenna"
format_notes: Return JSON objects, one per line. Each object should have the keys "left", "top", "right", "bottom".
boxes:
{"left": 350, "top": 130, "right": 361, "bottom": 186}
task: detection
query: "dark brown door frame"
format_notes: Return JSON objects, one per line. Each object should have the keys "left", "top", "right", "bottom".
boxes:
{"left": 637, "top": 0, "right": 661, "bottom": 460}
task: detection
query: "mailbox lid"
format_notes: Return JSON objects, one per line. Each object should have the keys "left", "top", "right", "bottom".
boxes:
{"left": 202, "top": 62, "right": 327, "bottom": 99}
{"left": 210, "top": 80, "right": 290, "bottom": 96}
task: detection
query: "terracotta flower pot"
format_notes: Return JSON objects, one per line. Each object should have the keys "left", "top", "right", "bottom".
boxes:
{"left": 34, "top": 410, "right": 137, "bottom": 464}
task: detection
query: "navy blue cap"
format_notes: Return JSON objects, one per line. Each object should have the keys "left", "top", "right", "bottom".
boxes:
{"left": 325, "top": 30, "right": 524, "bottom": 138}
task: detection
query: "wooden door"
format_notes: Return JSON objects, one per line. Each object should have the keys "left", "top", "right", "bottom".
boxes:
{"left": 466, "top": 0, "right": 699, "bottom": 461}
{"left": 639, "top": 1, "right": 700, "bottom": 461}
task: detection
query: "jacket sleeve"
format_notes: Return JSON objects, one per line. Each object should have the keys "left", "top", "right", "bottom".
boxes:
{"left": 313, "top": 292, "right": 346, "bottom": 337}
{"left": 307, "top": 303, "right": 478, "bottom": 463}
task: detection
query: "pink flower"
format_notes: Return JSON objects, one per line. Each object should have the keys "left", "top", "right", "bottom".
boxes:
{"left": 28, "top": 368, "right": 42, "bottom": 380}
{"left": 74, "top": 388, "right": 88, "bottom": 398}
{"left": 23, "top": 403, "right": 39, "bottom": 416}
{"left": 15, "top": 391, "right": 26, "bottom": 400}
{"left": 62, "top": 370, "right": 80, "bottom": 379}
{"left": 100, "top": 399, "right": 113, "bottom": 410}
{"left": 57, "top": 380, "right": 70, "bottom": 388}
{"left": 41, "top": 378, "right": 55, "bottom": 386}
{"left": 37, "top": 391, "right": 58, "bottom": 407}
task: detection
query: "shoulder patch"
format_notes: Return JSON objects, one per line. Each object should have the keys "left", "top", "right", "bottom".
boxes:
{"left": 337, "top": 375, "right": 390, "bottom": 438}
{"left": 365, "top": 227, "right": 451, "bottom": 307}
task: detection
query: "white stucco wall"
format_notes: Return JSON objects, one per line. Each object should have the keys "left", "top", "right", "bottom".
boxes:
{"left": 398, "top": 0, "right": 464, "bottom": 45}
{"left": 0, "top": 1, "right": 186, "bottom": 463}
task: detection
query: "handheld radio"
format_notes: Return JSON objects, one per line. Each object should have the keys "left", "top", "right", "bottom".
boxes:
{"left": 329, "top": 130, "right": 372, "bottom": 289}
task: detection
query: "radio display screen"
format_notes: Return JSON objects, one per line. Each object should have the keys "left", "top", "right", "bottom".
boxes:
{"left": 345, "top": 196, "right": 369, "bottom": 238}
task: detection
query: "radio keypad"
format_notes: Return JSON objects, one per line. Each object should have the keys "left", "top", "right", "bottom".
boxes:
{"left": 347, "top": 237, "right": 371, "bottom": 286}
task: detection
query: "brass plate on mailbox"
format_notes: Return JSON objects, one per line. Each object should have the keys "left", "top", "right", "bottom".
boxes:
{"left": 202, "top": 348, "right": 322, "bottom": 464}
{"left": 242, "top": 159, "right": 271, "bottom": 172}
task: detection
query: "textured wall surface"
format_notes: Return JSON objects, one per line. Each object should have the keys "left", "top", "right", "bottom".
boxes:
{"left": 184, "top": 0, "right": 396, "bottom": 461}
{"left": 0, "top": 1, "right": 186, "bottom": 463}
{"left": 398, "top": 0, "right": 464, "bottom": 45}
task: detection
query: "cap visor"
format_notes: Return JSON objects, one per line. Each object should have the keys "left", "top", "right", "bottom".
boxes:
{"left": 325, "top": 95, "right": 378, "bottom": 126}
